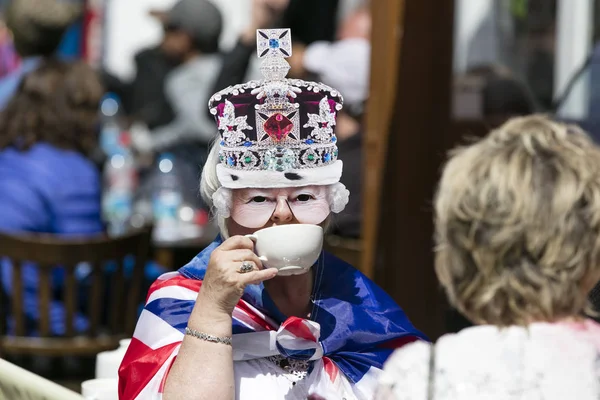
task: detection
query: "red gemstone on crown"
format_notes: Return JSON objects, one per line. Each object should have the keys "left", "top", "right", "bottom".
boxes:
{"left": 227, "top": 126, "right": 234, "bottom": 131}
{"left": 264, "top": 113, "right": 293, "bottom": 142}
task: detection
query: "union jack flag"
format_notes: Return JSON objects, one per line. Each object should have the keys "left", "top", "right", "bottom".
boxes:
{"left": 119, "top": 239, "right": 426, "bottom": 399}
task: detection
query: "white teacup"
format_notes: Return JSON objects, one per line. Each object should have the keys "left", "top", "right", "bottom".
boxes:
{"left": 81, "top": 378, "right": 118, "bottom": 400}
{"left": 247, "top": 224, "right": 323, "bottom": 276}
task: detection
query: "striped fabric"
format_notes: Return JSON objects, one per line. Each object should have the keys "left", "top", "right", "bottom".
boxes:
{"left": 119, "top": 239, "right": 426, "bottom": 399}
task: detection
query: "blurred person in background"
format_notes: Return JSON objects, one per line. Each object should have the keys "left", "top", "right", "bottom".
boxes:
{"left": 130, "top": 0, "right": 223, "bottom": 209}
{"left": 208, "top": 0, "right": 289, "bottom": 93}
{"left": 210, "top": 0, "right": 342, "bottom": 92}
{"left": 131, "top": 0, "right": 222, "bottom": 157}
{"left": 481, "top": 75, "right": 537, "bottom": 126}
{"left": 0, "top": 60, "right": 104, "bottom": 335}
{"left": 376, "top": 116, "right": 600, "bottom": 399}
{"left": 101, "top": 37, "right": 177, "bottom": 133}
{"left": 0, "top": 0, "right": 81, "bottom": 110}
{"left": 292, "top": 5, "right": 370, "bottom": 238}
{"left": 281, "top": 0, "right": 339, "bottom": 45}
{"left": 454, "top": 64, "right": 538, "bottom": 127}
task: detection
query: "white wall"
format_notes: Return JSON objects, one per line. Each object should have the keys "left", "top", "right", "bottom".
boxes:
{"left": 554, "top": 0, "right": 593, "bottom": 105}
{"left": 453, "top": 0, "right": 497, "bottom": 73}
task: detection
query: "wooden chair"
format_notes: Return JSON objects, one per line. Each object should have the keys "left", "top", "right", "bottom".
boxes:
{"left": 0, "top": 227, "right": 152, "bottom": 358}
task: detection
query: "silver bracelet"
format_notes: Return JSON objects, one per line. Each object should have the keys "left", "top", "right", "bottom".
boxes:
{"left": 185, "top": 327, "right": 232, "bottom": 346}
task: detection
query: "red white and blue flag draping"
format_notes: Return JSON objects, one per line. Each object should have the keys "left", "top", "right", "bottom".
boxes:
{"left": 118, "top": 239, "right": 426, "bottom": 399}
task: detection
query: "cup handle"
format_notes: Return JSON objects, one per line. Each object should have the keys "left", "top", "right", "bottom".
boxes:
{"left": 245, "top": 235, "right": 268, "bottom": 263}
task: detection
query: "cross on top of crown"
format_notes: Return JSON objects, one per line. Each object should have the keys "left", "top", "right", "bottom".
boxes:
{"left": 257, "top": 29, "right": 292, "bottom": 59}
{"left": 257, "top": 29, "right": 293, "bottom": 81}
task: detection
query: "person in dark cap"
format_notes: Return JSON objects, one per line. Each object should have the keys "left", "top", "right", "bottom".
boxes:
{"left": 298, "top": 6, "right": 371, "bottom": 238}
{"left": 131, "top": 0, "right": 223, "bottom": 155}
{"left": 0, "top": 0, "right": 81, "bottom": 109}
{"left": 154, "top": 0, "right": 222, "bottom": 61}
{"left": 128, "top": 0, "right": 223, "bottom": 211}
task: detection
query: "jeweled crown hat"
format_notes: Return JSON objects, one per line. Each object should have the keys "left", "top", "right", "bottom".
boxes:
{"left": 208, "top": 29, "right": 344, "bottom": 189}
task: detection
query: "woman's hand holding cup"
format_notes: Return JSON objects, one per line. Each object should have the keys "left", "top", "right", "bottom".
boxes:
{"left": 198, "top": 236, "right": 278, "bottom": 317}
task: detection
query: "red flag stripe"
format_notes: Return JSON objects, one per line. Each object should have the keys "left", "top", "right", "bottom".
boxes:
{"left": 118, "top": 338, "right": 180, "bottom": 400}
{"left": 235, "top": 300, "right": 277, "bottom": 331}
{"left": 146, "top": 274, "right": 203, "bottom": 301}
{"left": 281, "top": 317, "right": 317, "bottom": 342}
{"left": 323, "top": 357, "right": 339, "bottom": 383}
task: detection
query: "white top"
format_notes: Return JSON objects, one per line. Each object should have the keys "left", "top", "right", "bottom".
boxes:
{"left": 233, "top": 357, "right": 376, "bottom": 400}
{"left": 376, "top": 320, "right": 600, "bottom": 400}
{"left": 133, "top": 341, "right": 380, "bottom": 400}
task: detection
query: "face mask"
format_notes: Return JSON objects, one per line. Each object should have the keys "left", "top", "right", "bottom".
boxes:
{"left": 230, "top": 186, "right": 331, "bottom": 229}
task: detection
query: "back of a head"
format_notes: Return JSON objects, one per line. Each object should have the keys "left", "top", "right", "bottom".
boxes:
{"left": 0, "top": 59, "right": 103, "bottom": 154}
{"left": 482, "top": 77, "right": 537, "bottom": 118}
{"left": 435, "top": 115, "right": 600, "bottom": 326}
{"left": 455, "top": 64, "right": 537, "bottom": 124}
{"left": 5, "top": 0, "right": 82, "bottom": 57}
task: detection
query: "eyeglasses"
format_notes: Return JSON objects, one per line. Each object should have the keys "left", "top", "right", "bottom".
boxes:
{"left": 230, "top": 187, "right": 331, "bottom": 228}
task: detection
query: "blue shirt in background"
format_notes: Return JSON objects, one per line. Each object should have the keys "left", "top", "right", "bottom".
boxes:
{"left": 0, "top": 143, "right": 103, "bottom": 335}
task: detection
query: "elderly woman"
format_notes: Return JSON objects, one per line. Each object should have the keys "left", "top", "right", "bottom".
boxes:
{"left": 119, "top": 29, "right": 425, "bottom": 400}
{"left": 376, "top": 115, "right": 600, "bottom": 399}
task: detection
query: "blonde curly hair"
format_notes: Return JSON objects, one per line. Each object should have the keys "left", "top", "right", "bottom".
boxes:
{"left": 435, "top": 115, "right": 600, "bottom": 326}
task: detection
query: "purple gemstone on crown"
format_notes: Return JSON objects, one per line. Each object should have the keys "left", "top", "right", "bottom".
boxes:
{"left": 264, "top": 113, "right": 293, "bottom": 142}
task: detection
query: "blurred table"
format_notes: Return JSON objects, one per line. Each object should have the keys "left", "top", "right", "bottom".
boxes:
{"left": 153, "top": 223, "right": 219, "bottom": 270}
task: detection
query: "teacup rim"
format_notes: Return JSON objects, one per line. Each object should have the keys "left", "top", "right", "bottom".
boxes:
{"left": 252, "top": 224, "right": 323, "bottom": 236}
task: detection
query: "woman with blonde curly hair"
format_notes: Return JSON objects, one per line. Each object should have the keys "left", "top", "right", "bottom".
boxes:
{"left": 377, "top": 115, "right": 600, "bottom": 399}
